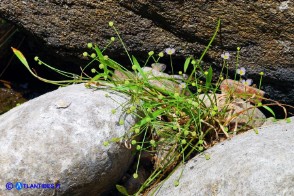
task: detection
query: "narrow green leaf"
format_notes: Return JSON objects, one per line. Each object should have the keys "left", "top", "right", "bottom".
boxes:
{"left": 11, "top": 47, "right": 29, "bottom": 67}
{"left": 94, "top": 45, "right": 110, "bottom": 77}
{"left": 114, "top": 84, "right": 139, "bottom": 92}
{"left": 187, "top": 19, "right": 220, "bottom": 81}
{"left": 127, "top": 85, "right": 139, "bottom": 92}
{"left": 91, "top": 73, "right": 107, "bottom": 81}
{"left": 11, "top": 47, "right": 80, "bottom": 85}
{"left": 151, "top": 108, "right": 165, "bottom": 119}
{"left": 263, "top": 105, "right": 276, "bottom": 118}
{"left": 116, "top": 185, "right": 129, "bottom": 196}
{"left": 183, "top": 57, "right": 191, "bottom": 73}
{"left": 132, "top": 55, "right": 148, "bottom": 82}
{"left": 139, "top": 109, "right": 165, "bottom": 126}
{"left": 139, "top": 116, "right": 151, "bottom": 127}
{"left": 205, "top": 66, "right": 213, "bottom": 90}
{"left": 114, "top": 85, "right": 131, "bottom": 92}
{"left": 94, "top": 45, "right": 106, "bottom": 65}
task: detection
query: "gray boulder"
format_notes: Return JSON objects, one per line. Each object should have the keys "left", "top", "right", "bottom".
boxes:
{"left": 0, "top": 1, "right": 293, "bottom": 105}
{"left": 0, "top": 84, "right": 136, "bottom": 195}
{"left": 150, "top": 117, "right": 294, "bottom": 196}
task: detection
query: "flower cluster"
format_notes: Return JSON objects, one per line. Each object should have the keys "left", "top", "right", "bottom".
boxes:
{"left": 237, "top": 66, "right": 252, "bottom": 86}
{"left": 222, "top": 52, "right": 253, "bottom": 86}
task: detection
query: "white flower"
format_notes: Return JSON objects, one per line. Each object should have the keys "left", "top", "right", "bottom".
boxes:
{"left": 165, "top": 48, "right": 175, "bottom": 55}
{"left": 236, "top": 67, "right": 246, "bottom": 76}
{"left": 179, "top": 83, "right": 186, "bottom": 89}
{"left": 221, "top": 52, "right": 230, "bottom": 60}
{"left": 241, "top": 79, "right": 253, "bottom": 86}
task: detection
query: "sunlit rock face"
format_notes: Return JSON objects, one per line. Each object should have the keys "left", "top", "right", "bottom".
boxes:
{"left": 150, "top": 116, "right": 294, "bottom": 196}
{"left": 0, "top": 84, "right": 136, "bottom": 195}
{"left": 0, "top": 0, "right": 293, "bottom": 105}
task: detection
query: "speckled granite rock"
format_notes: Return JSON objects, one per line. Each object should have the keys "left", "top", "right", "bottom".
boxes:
{"left": 150, "top": 116, "right": 294, "bottom": 196}
{"left": 0, "top": 83, "right": 136, "bottom": 195}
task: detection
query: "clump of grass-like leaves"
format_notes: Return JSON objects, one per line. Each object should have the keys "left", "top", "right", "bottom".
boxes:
{"left": 12, "top": 19, "right": 291, "bottom": 196}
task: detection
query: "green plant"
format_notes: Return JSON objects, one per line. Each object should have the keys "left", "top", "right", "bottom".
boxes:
{"left": 12, "top": 19, "right": 290, "bottom": 195}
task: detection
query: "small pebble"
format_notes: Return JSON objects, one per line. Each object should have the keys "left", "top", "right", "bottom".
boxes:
{"left": 55, "top": 99, "right": 71, "bottom": 108}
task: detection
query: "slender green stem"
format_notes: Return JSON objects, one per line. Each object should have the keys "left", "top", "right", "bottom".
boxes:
{"left": 259, "top": 74, "right": 263, "bottom": 89}
{"left": 102, "top": 40, "right": 114, "bottom": 53}
{"left": 111, "top": 25, "right": 133, "bottom": 65}
{"left": 169, "top": 55, "right": 174, "bottom": 75}
{"left": 39, "top": 60, "right": 85, "bottom": 79}
{"left": 188, "top": 19, "right": 221, "bottom": 81}
{"left": 234, "top": 47, "right": 241, "bottom": 80}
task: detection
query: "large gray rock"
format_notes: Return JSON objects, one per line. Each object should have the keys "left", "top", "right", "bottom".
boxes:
{"left": 150, "top": 117, "right": 294, "bottom": 195}
{"left": 0, "top": 1, "right": 293, "bottom": 105}
{"left": 0, "top": 84, "right": 136, "bottom": 195}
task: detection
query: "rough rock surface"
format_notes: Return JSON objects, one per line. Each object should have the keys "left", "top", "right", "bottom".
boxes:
{"left": 0, "top": 84, "right": 136, "bottom": 195}
{"left": 199, "top": 93, "right": 266, "bottom": 128}
{"left": 220, "top": 79, "right": 265, "bottom": 104}
{"left": 150, "top": 116, "right": 294, "bottom": 196}
{"left": 0, "top": 87, "right": 27, "bottom": 114}
{"left": 0, "top": 0, "right": 293, "bottom": 105}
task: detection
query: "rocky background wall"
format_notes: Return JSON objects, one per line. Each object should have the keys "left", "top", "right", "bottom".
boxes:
{"left": 0, "top": 0, "right": 293, "bottom": 106}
